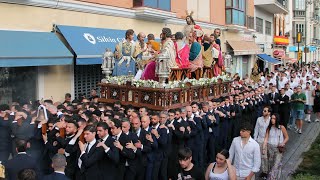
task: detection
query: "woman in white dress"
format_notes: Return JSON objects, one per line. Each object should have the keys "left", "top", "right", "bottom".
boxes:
{"left": 205, "top": 149, "right": 236, "bottom": 180}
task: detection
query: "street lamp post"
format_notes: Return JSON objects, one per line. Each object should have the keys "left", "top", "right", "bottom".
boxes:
{"left": 305, "top": 0, "right": 311, "bottom": 66}
{"left": 305, "top": 0, "right": 320, "bottom": 64}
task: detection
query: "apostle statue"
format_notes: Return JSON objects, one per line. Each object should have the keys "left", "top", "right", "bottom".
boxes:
{"left": 141, "top": 28, "right": 177, "bottom": 81}
{"left": 112, "top": 29, "right": 136, "bottom": 76}
{"left": 133, "top": 32, "right": 148, "bottom": 79}
{"left": 250, "top": 61, "right": 261, "bottom": 83}
{"left": 188, "top": 32, "right": 203, "bottom": 72}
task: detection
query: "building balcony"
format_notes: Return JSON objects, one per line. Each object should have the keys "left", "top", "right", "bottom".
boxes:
{"left": 293, "top": 10, "right": 306, "bottom": 18}
{"left": 312, "top": 38, "right": 320, "bottom": 45}
{"left": 254, "top": 0, "right": 288, "bottom": 14}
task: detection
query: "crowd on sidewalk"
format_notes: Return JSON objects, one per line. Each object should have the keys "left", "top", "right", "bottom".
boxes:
{"left": 0, "top": 61, "right": 320, "bottom": 180}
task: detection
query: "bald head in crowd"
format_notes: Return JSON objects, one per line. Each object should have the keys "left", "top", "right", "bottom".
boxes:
{"left": 141, "top": 115, "right": 151, "bottom": 130}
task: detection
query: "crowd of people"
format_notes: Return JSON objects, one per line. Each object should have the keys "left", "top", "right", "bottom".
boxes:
{"left": 0, "top": 62, "right": 320, "bottom": 180}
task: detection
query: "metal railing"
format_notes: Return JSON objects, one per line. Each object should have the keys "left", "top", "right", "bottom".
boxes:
{"left": 276, "top": 0, "right": 288, "bottom": 8}
{"left": 293, "top": 10, "right": 306, "bottom": 17}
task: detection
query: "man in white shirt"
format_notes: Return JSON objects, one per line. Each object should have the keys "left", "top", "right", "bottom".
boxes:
{"left": 285, "top": 83, "right": 294, "bottom": 100}
{"left": 278, "top": 73, "right": 288, "bottom": 90}
{"left": 264, "top": 75, "right": 276, "bottom": 89}
{"left": 229, "top": 122, "right": 261, "bottom": 180}
{"left": 253, "top": 107, "right": 271, "bottom": 178}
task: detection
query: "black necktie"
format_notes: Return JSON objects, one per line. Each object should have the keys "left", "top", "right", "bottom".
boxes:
{"left": 85, "top": 143, "right": 90, "bottom": 153}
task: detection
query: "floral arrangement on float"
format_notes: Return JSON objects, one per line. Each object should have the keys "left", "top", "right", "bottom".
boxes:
{"left": 101, "top": 74, "right": 231, "bottom": 89}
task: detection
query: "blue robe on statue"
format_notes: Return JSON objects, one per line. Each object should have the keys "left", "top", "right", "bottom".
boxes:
{"left": 112, "top": 40, "right": 136, "bottom": 76}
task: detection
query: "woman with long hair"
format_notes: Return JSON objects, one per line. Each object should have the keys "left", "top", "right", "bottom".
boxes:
{"left": 262, "top": 113, "right": 289, "bottom": 179}
{"left": 205, "top": 149, "right": 236, "bottom": 180}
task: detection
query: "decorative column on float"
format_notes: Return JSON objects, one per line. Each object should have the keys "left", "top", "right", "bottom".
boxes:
{"left": 155, "top": 54, "right": 170, "bottom": 87}
{"left": 101, "top": 49, "right": 114, "bottom": 78}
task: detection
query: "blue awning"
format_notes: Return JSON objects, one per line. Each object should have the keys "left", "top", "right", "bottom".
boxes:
{"left": 289, "top": 46, "right": 317, "bottom": 52}
{"left": 0, "top": 30, "right": 73, "bottom": 67}
{"left": 257, "top": 54, "right": 282, "bottom": 65}
{"left": 55, "top": 25, "right": 128, "bottom": 65}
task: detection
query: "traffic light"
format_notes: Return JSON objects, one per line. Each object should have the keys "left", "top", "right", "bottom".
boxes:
{"left": 297, "top": 32, "right": 302, "bottom": 43}
{"left": 298, "top": 50, "right": 302, "bottom": 60}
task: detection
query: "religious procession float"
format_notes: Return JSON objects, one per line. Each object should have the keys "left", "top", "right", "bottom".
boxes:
{"left": 98, "top": 11, "right": 232, "bottom": 111}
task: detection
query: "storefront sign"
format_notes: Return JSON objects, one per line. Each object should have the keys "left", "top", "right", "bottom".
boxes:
{"left": 274, "top": 36, "right": 289, "bottom": 45}
{"left": 273, "top": 49, "right": 285, "bottom": 58}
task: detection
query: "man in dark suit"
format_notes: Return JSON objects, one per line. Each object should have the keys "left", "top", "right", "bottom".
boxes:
{"left": 269, "top": 85, "right": 280, "bottom": 113}
{"left": 129, "top": 117, "right": 152, "bottom": 180}
{"left": 278, "top": 88, "right": 290, "bottom": 127}
{"left": 43, "top": 154, "right": 70, "bottom": 180}
{"left": 166, "top": 109, "right": 189, "bottom": 180}
{"left": 141, "top": 115, "right": 158, "bottom": 180}
{"left": 96, "top": 122, "right": 119, "bottom": 180}
{"left": 77, "top": 125, "right": 104, "bottom": 180}
{"left": 206, "top": 101, "right": 221, "bottom": 163}
{"left": 110, "top": 119, "right": 135, "bottom": 180}
{"left": 57, "top": 120, "right": 80, "bottom": 180}
{"left": 6, "top": 139, "right": 40, "bottom": 180}
{"left": 150, "top": 113, "right": 168, "bottom": 180}
{"left": 121, "top": 119, "right": 141, "bottom": 180}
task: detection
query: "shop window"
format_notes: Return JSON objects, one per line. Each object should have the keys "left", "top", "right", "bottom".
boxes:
{"left": 265, "top": 21, "right": 272, "bottom": 35}
{"left": 0, "top": 67, "right": 37, "bottom": 104}
{"left": 133, "top": 0, "right": 171, "bottom": 11}
{"left": 256, "top": 17, "right": 263, "bottom": 34}
{"left": 74, "top": 65, "right": 103, "bottom": 99}
{"left": 225, "top": 0, "right": 246, "bottom": 26}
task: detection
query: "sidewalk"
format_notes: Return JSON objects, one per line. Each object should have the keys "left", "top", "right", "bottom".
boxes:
{"left": 280, "top": 115, "right": 320, "bottom": 179}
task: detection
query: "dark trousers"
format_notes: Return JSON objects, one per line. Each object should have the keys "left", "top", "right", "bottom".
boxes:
{"left": 125, "top": 165, "right": 145, "bottom": 180}
{"left": 0, "top": 149, "right": 10, "bottom": 165}
{"left": 159, "top": 157, "right": 168, "bottom": 180}
{"left": 145, "top": 161, "right": 154, "bottom": 180}
{"left": 152, "top": 160, "right": 161, "bottom": 180}
{"left": 117, "top": 164, "right": 126, "bottom": 180}
{"left": 207, "top": 135, "right": 219, "bottom": 163}
{"left": 125, "top": 166, "right": 136, "bottom": 180}
{"left": 279, "top": 110, "right": 290, "bottom": 128}
{"left": 191, "top": 145, "right": 203, "bottom": 170}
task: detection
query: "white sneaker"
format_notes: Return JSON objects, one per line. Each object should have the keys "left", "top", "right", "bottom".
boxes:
{"left": 308, "top": 119, "right": 311, "bottom": 123}
{"left": 315, "top": 119, "right": 320, "bottom": 122}
{"left": 287, "top": 125, "right": 292, "bottom": 130}
{"left": 299, "top": 129, "right": 302, "bottom": 134}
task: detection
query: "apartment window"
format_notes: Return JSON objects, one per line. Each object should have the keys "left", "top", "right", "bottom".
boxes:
{"left": 256, "top": 17, "right": 263, "bottom": 33}
{"left": 225, "top": 0, "right": 246, "bottom": 26}
{"left": 295, "top": 23, "right": 304, "bottom": 35}
{"left": 133, "top": 0, "right": 171, "bottom": 11}
{"left": 295, "top": 0, "right": 305, "bottom": 10}
{"left": 265, "top": 21, "right": 271, "bottom": 35}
